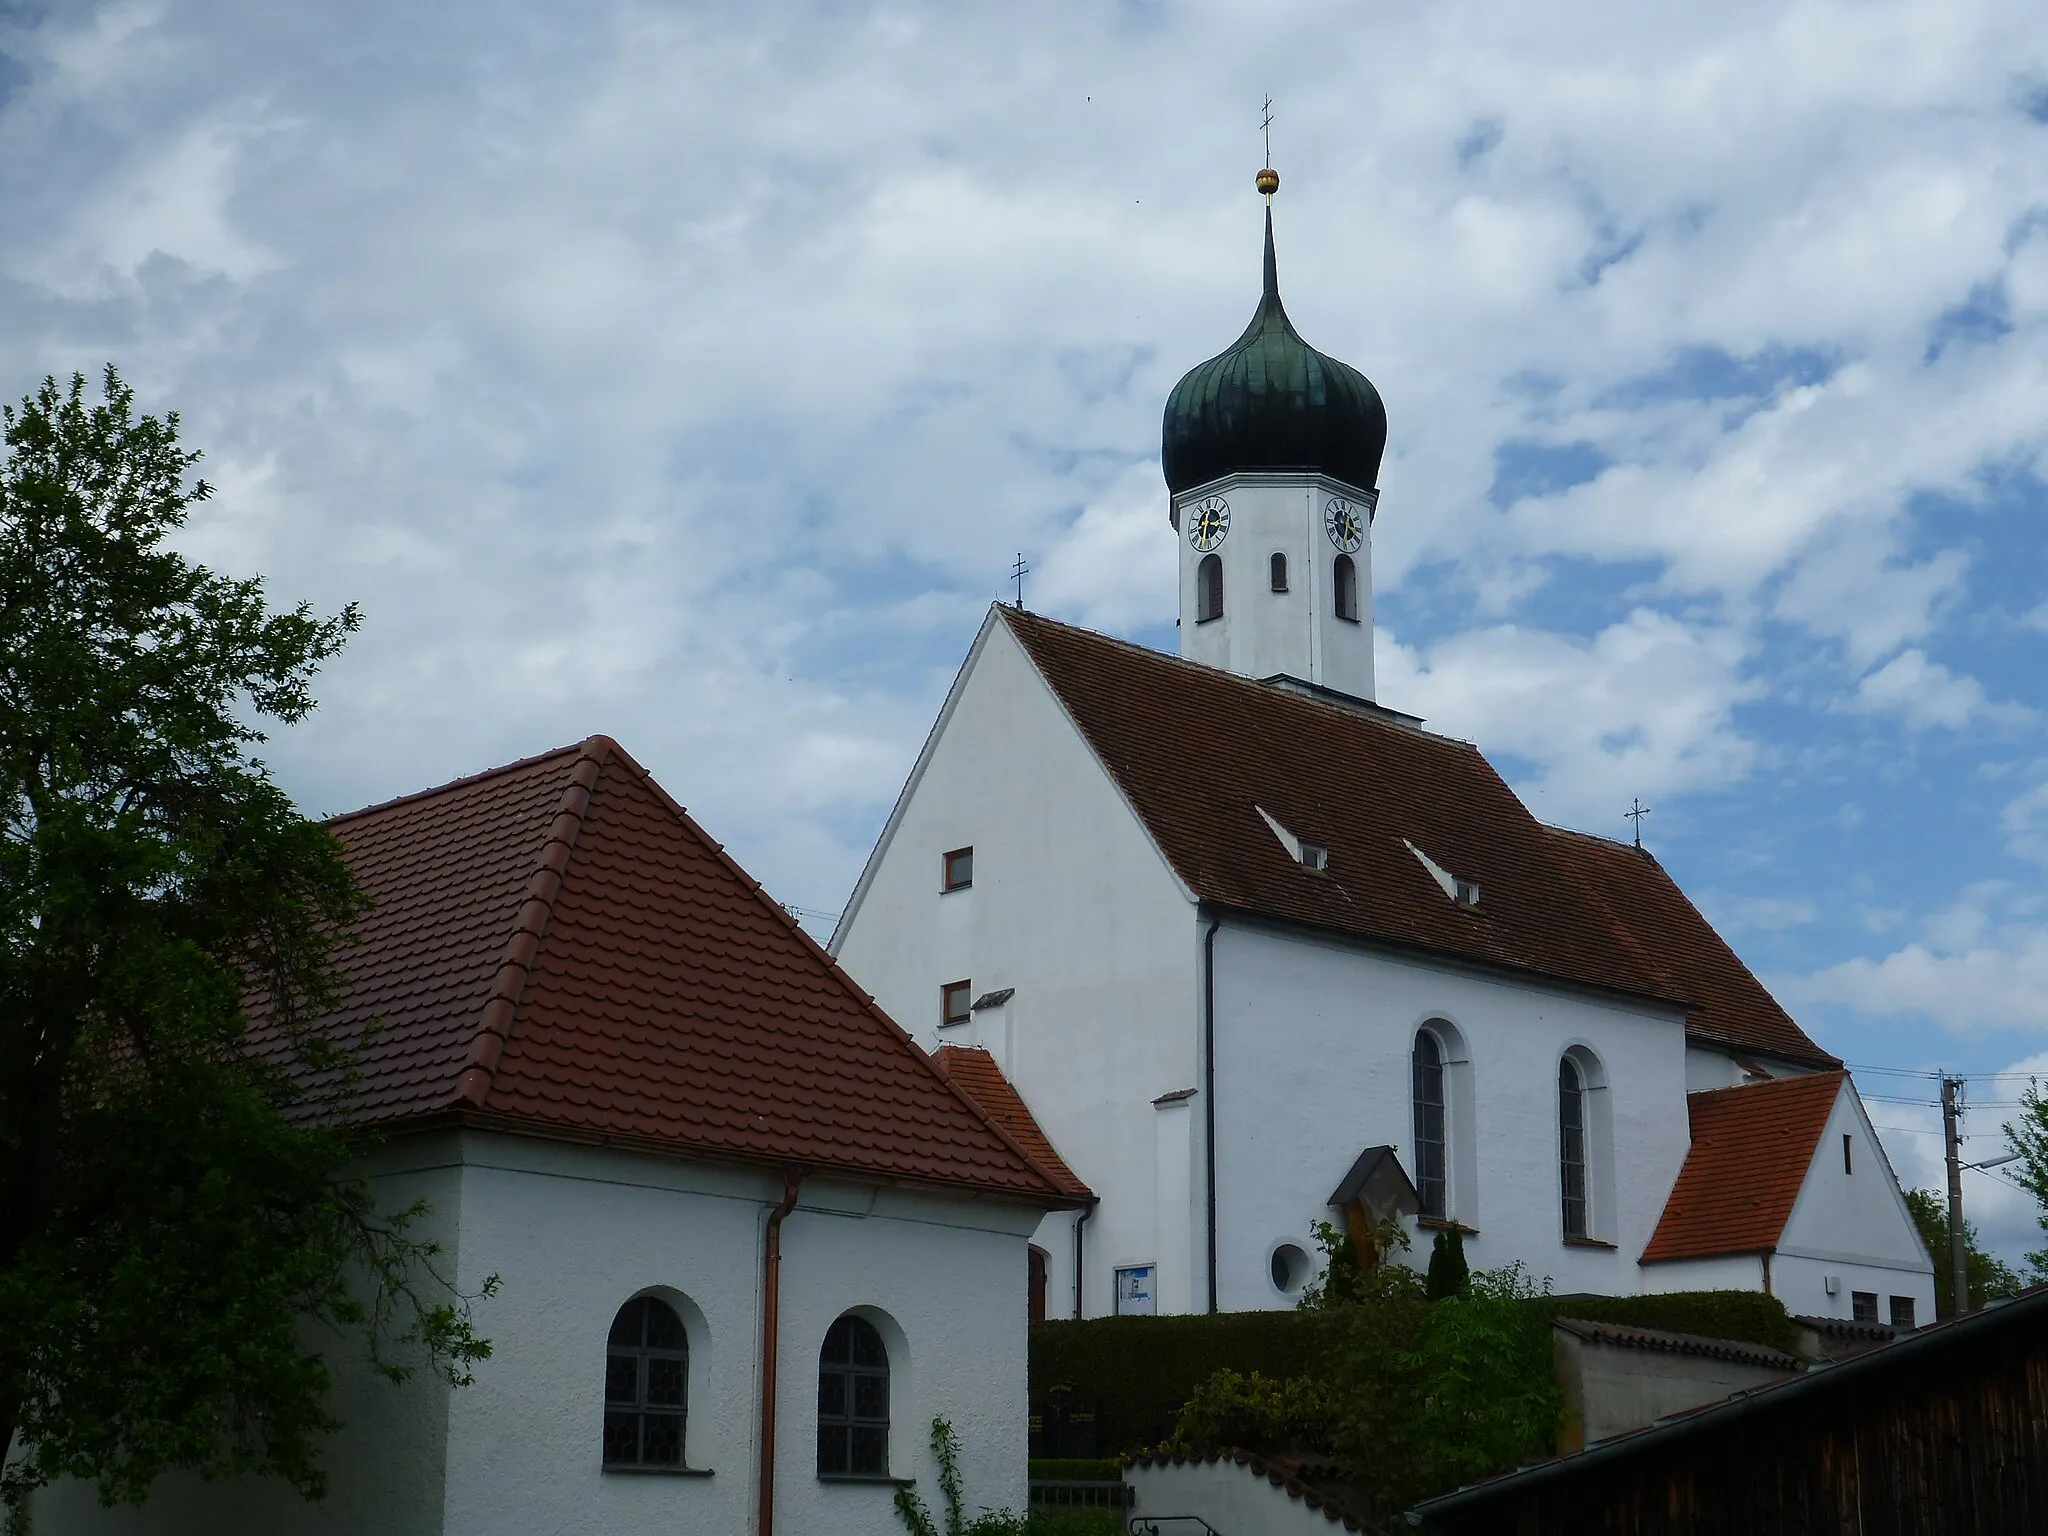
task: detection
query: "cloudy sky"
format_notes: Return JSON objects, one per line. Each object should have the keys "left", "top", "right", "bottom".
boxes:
{"left": 6, "top": 0, "right": 2048, "bottom": 1260}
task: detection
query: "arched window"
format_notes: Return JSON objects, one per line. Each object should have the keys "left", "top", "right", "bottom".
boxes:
{"left": 1333, "top": 554, "right": 1359, "bottom": 622}
{"left": 1270, "top": 552, "right": 1289, "bottom": 592}
{"left": 604, "top": 1295, "right": 687, "bottom": 1468}
{"left": 1412, "top": 1031, "right": 1447, "bottom": 1219}
{"left": 1558, "top": 1058, "right": 1589, "bottom": 1239}
{"left": 1197, "top": 553, "right": 1224, "bottom": 622}
{"left": 817, "top": 1314, "right": 890, "bottom": 1477}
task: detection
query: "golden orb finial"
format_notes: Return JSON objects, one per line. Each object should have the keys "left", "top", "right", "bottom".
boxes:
{"left": 1256, "top": 166, "right": 1280, "bottom": 199}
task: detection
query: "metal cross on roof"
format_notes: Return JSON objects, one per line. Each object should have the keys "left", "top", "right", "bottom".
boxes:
{"left": 1626, "top": 797, "right": 1651, "bottom": 848}
{"left": 1261, "top": 95, "right": 1274, "bottom": 164}
{"left": 1011, "top": 551, "right": 1030, "bottom": 611}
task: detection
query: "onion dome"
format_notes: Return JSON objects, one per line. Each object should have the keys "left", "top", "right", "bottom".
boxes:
{"left": 1162, "top": 208, "right": 1387, "bottom": 498}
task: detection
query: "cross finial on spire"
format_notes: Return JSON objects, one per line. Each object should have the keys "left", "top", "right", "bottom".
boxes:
{"left": 1256, "top": 97, "right": 1280, "bottom": 203}
{"left": 1011, "top": 552, "right": 1030, "bottom": 611}
{"left": 1626, "top": 798, "right": 1651, "bottom": 849}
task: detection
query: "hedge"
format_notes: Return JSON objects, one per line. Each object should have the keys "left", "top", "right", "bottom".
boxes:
{"left": 1030, "top": 1311, "right": 1324, "bottom": 1454}
{"left": 1028, "top": 1290, "right": 1797, "bottom": 1455}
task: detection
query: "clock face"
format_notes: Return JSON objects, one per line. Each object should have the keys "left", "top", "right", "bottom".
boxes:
{"left": 1324, "top": 497, "right": 1364, "bottom": 553}
{"left": 1188, "top": 496, "right": 1231, "bottom": 552}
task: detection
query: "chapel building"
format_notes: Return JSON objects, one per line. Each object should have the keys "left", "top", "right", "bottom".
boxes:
{"left": 831, "top": 182, "right": 1934, "bottom": 1326}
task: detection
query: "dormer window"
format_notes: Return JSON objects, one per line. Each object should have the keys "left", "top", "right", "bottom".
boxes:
{"left": 1256, "top": 807, "right": 1326, "bottom": 872}
{"left": 1405, "top": 839, "right": 1479, "bottom": 909}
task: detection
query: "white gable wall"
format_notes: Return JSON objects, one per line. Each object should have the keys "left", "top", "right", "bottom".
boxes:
{"left": 833, "top": 614, "right": 1200, "bottom": 1319}
{"left": 1211, "top": 920, "right": 1695, "bottom": 1308}
{"left": 36, "top": 1133, "right": 1047, "bottom": 1536}
{"left": 1772, "top": 1085, "right": 1934, "bottom": 1322}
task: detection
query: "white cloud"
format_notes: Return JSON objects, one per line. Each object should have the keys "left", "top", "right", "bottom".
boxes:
{"left": 1844, "top": 647, "right": 2031, "bottom": 732}
{"left": 2002, "top": 781, "right": 2048, "bottom": 869}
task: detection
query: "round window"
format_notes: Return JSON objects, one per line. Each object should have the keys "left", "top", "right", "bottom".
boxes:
{"left": 1269, "top": 1243, "right": 1310, "bottom": 1293}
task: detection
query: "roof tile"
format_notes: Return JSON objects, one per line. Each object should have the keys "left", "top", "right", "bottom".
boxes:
{"left": 1640, "top": 1072, "right": 1846, "bottom": 1263}
{"left": 268, "top": 738, "right": 1068, "bottom": 1202}
{"left": 933, "top": 1046, "right": 1093, "bottom": 1200}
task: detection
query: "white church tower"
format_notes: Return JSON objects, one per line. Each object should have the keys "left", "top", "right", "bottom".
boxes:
{"left": 1163, "top": 172, "right": 1388, "bottom": 702}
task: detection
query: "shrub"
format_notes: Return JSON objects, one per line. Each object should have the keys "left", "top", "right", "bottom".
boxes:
{"left": 1530, "top": 1289, "right": 1797, "bottom": 1354}
{"left": 1425, "top": 1228, "right": 1470, "bottom": 1300}
{"left": 1164, "top": 1370, "right": 1339, "bottom": 1458}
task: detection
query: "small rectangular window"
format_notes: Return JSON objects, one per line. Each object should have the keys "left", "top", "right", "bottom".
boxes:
{"left": 942, "top": 846, "right": 974, "bottom": 892}
{"left": 1843, "top": 1133, "right": 1853, "bottom": 1174}
{"left": 1851, "top": 1290, "right": 1879, "bottom": 1323}
{"left": 1889, "top": 1295, "right": 1916, "bottom": 1329}
{"left": 1453, "top": 878, "right": 1481, "bottom": 908}
{"left": 1298, "top": 842, "right": 1327, "bottom": 871}
{"left": 941, "top": 980, "right": 972, "bottom": 1027}
{"left": 1113, "top": 1265, "right": 1156, "bottom": 1316}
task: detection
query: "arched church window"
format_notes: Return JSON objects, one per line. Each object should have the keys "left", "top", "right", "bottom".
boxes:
{"left": 604, "top": 1295, "right": 688, "bottom": 1468}
{"left": 817, "top": 1314, "right": 890, "bottom": 1477}
{"left": 1270, "top": 552, "right": 1289, "bottom": 592}
{"left": 1197, "top": 553, "right": 1224, "bottom": 622}
{"left": 1333, "top": 554, "right": 1359, "bottom": 622}
{"left": 1412, "top": 1031, "right": 1448, "bottom": 1219}
{"left": 1558, "top": 1057, "right": 1589, "bottom": 1239}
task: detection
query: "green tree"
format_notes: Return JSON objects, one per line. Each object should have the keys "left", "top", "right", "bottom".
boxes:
{"left": 2002, "top": 1080, "right": 2048, "bottom": 1282}
{"left": 0, "top": 368, "right": 492, "bottom": 1523}
{"left": 1901, "top": 1187, "right": 2021, "bottom": 1317}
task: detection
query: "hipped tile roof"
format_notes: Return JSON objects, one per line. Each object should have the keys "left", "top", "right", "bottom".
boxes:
{"left": 1002, "top": 610, "right": 1832, "bottom": 1070}
{"left": 933, "top": 1046, "right": 1092, "bottom": 1200}
{"left": 1640, "top": 1072, "right": 1846, "bottom": 1264}
{"left": 281, "top": 737, "right": 1069, "bottom": 1203}
{"left": 1542, "top": 828, "right": 1837, "bottom": 1068}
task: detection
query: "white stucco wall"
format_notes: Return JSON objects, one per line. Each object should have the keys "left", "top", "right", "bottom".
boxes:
{"left": 1126, "top": 1456, "right": 1352, "bottom": 1534}
{"left": 36, "top": 1131, "right": 1047, "bottom": 1536}
{"left": 833, "top": 612, "right": 1200, "bottom": 1319}
{"left": 1210, "top": 919, "right": 1695, "bottom": 1308}
{"left": 1772, "top": 1083, "right": 1934, "bottom": 1323}
{"left": 1173, "top": 473, "right": 1375, "bottom": 699}
{"left": 31, "top": 1150, "right": 463, "bottom": 1536}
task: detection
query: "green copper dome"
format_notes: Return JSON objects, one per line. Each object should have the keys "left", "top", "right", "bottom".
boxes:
{"left": 1162, "top": 210, "right": 1387, "bottom": 498}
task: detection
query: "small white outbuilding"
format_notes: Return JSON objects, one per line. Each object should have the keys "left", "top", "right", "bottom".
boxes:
{"left": 36, "top": 736, "right": 1078, "bottom": 1536}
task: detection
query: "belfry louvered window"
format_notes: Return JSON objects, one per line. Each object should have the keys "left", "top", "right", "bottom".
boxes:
{"left": 1412, "top": 1031, "right": 1448, "bottom": 1219}
{"left": 604, "top": 1296, "right": 688, "bottom": 1467}
{"left": 1197, "top": 553, "right": 1224, "bottom": 622}
{"left": 1558, "top": 1058, "right": 1589, "bottom": 1239}
{"left": 1333, "top": 553, "right": 1359, "bottom": 622}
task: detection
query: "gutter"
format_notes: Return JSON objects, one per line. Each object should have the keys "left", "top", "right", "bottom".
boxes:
{"left": 1203, "top": 912, "right": 1222, "bottom": 1314}
{"left": 1073, "top": 1195, "right": 1098, "bottom": 1319}
{"left": 757, "top": 1169, "right": 803, "bottom": 1536}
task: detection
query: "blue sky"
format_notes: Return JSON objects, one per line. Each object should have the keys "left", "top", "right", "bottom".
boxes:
{"left": 5, "top": 0, "right": 2048, "bottom": 1260}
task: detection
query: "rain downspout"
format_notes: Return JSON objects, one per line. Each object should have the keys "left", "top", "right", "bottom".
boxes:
{"left": 758, "top": 1169, "right": 803, "bottom": 1536}
{"left": 1204, "top": 912, "right": 1221, "bottom": 1313}
{"left": 1072, "top": 1196, "right": 1098, "bottom": 1319}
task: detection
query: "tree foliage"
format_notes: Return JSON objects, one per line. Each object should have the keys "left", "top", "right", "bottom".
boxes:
{"left": 2002, "top": 1081, "right": 2048, "bottom": 1284}
{"left": 0, "top": 368, "right": 492, "bottom": 1522}
{"left": 1901, "top": 1187, "right": 2021, "bottom": 1317}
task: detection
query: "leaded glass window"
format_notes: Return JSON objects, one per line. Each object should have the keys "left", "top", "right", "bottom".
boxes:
{"left": 1412, "top": 1031, "right": 1447, "bottom": 1219}
{"left": 817, "top": 1314, "right": 890, "bottom": 1477}
{"left": 1559, "top": 1058, "right": 1588, "bottom": 1239}
{"left": 604, "top": 1296, "right": 687, "bottom": 1468}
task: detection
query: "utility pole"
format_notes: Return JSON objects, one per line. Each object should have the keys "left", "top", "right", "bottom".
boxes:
{"left": 1942, "top": 1074, "right": 1968, "bottom": 1316}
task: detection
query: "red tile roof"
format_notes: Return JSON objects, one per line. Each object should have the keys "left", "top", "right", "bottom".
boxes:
{"left": 280, "top": 737, "right": 1071, "bottom": 1203}
{"left": 1542, "top": 828, "right": 1837, "bottom": 1068}
{"left": 1000, "top": 610, "right": 1832, "bottom": 1067}
{"left": 933, "top": 1046, "right": 1093, "bottom": 1200}
{"left": 1005, "top": 610, "right": 1682, "bottom": 1003}
{"left": 1640, "top": 1071, "right": 1846, "bottom": 1264}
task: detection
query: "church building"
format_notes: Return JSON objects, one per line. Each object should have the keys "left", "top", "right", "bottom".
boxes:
{"left": 831, "top": 177, "right": 1934, "bottom": 1327}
